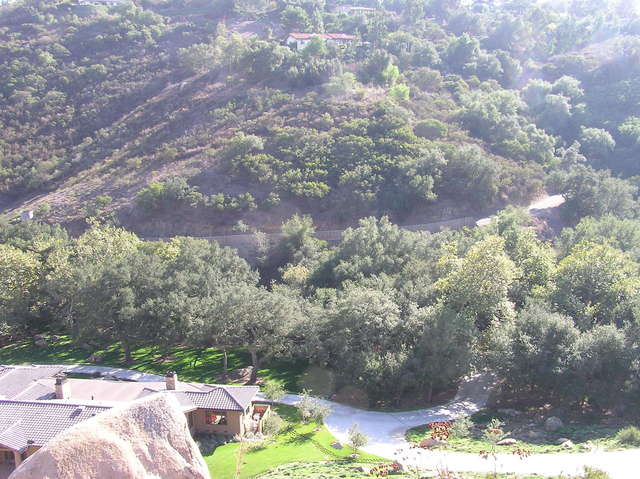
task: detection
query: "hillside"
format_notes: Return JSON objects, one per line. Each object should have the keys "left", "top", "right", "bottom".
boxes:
{"left": 1, "top": 0, "right": 640, "bottom": 237}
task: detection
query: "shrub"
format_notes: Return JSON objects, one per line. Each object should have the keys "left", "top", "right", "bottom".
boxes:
{"left": 616, "top": 426, "right": 640, "bottom": 446}
{"left": 483, "top": 418, "right": 506, "bottom": 444}
{"left": 324, "top": 73, "right": 359, "bottom": 97}
{"left": 581, "top": 467, "right": 611, "bottom": 479}
{"left": 414, "top": 119, "right": 448, "bottom": 139}
{"left": 450, "top": 417, "right": 473, "bottom": 439}
{"left": 262, "top": 413, "right": 285, "bottom": 436}
{"left": 262, "top": 380, "right": 286, "bottom": 402}
{"left": 94, "top": 195, "right": 113, "bottom": 208}
{"left": 195, "top": 435, "right": 218, "bottom": 455}
{"left": 246, "top": 439, "right": 267, "bottom": 452}
{"left": 347, "top": 424, "right": 368, "bottom": 451}
{"left": 389, "top": 84, "right": 410, "bottom": 102}
{"left": 263, "top": 192, "right": 281, "bottom": 208}
{"left": 428, "top": 421, "right": 452, "bottom": 440}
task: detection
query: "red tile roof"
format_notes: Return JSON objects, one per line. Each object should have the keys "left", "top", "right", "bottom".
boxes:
{"left": 288, "top": 33, "right": 357, "bottom": 40}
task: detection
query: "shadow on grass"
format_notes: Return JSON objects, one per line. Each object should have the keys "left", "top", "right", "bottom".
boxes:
{"left": 0, "top": 337, "right": 304, "bottom": 387}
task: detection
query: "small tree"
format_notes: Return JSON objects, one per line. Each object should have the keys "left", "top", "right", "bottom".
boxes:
{"left": 297, "top": 389, "right": 315, "bottom": 423}
{"left": 483, "top": 418, "right": 507, "bottom": 445}
{"left": 310, "top": 402, "right": 331, "bottom": 425}
{"left": 450, "top": 417, "right": 473, "bottom": 439}
{"left": 262, "top": 380, "right": 286, "bottom": 402}
{"left": 297, "top": 390, "right": 331, "bottom": 424}
{"left": 347, "top": 424, "right": 369, "bottom": 452}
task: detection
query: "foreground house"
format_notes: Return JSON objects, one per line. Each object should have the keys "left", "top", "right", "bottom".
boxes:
{"left": 286, "top": 32, "right": 357, "bottom": 50}
{"left": 0, "top": 400, "right": 109, "bottom": 471}
{"left": 0, "top": 366, "right": 268, "bottom": 475}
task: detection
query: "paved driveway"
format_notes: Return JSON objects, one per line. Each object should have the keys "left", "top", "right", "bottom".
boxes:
{"left": 271, "top": 373, "right": 639, "bottom": 479}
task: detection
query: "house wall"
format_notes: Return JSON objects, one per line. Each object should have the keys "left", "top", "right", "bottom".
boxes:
{"left": 0, "top": 449, "right": 17, "bottom": 466}
{"left": 191, "top": 409, "right": 246, "bottom": 436}
{"left": 0, "top": 445, "right": 41, "bottom": 464}
{"left": 252, "top": 404, "right": 271, "bottom": 435}
{"left": 24, "top": 446, "right": 39, "bottom": 459}
{"left": 286, "top": 37, "right": 309, "bottom": 50}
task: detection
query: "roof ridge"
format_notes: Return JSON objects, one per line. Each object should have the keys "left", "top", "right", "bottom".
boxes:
{"left": 0, "top": 398, "right": 109, "bottom": 409}
{"left": 218, "top": 385, "right": 244, "bottom": 410}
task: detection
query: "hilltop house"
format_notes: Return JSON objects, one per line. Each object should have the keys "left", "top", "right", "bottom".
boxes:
{"left": 335, "top": 5, "right": 377, "bottom": 15}
{"left": 77, "top": 0, "right": 129, "bottom": 6}
{"left": 0, "top": 366, "right": 268, "bottom": 475}
{"left": 286, "top": 32, "right": 357, "bottom": 51}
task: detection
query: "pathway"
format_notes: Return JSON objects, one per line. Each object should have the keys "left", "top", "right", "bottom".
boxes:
{"left": 6, "top": 363, "right": 164, "bottom": 382}
{"left": 265, "top": 373, "right": 495, "bottom": 459}
{"left": 65, "top": 364, "right": 163, "bottom": 381}
{"left": 141, "top": 195, "right": 566, "bottom": 252}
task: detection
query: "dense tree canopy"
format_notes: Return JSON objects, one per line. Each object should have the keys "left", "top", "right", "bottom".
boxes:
{"left": 3, "top": 0, "right": 640, "bottom": 412}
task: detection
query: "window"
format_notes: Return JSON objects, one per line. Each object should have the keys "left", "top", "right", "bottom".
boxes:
{"left": 205, "top": 410, "right": 227, "bottom": 425}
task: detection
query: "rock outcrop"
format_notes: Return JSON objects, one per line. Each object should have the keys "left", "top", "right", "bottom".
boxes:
{"left": 10, "top": 394, "right": 211, "bottom": 479}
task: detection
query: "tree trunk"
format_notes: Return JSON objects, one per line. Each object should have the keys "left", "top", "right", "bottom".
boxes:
{"left": 426, "top": 381, "right": 434, "bottom": 405}
{"left": 249, "top": 349, "right": 260, "bottom": 384}
{"left": 123, "top": 341, "right": 133, "bottom": 365}
{"left": 222, "top": 348, "right": 228, "bottom": 380}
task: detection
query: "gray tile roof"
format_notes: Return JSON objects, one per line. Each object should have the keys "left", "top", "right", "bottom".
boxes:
{"left": 0, "top": 366, "right": 64, "bottom": 399}
{"left": 32, "top": 377, "right": 259, "bottom": 411}
{"left": 0, "top": 422, "right": 27, "bottom": 451}
{"left": 183, "top": 385, "right": 259, "bottom": 411}
{"left": 12, "top": 382, "right": 55, "bottom": 401}
{"left": 0, "top": 400, "right": 110, "bottom": 452}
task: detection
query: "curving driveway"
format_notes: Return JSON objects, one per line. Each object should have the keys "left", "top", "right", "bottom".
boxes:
{"left": 270, "top": 373, "right": 638, "bottom": 479}
{"left": 268, "top": 373, "right": 495, "bottom": 459}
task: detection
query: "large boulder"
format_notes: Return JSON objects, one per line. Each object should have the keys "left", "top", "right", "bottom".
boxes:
{"left": 544, "top": 416, "right": 564, "bottom": 432}
{"left": 10, "top": 395, "right": 210, "bottom": 479}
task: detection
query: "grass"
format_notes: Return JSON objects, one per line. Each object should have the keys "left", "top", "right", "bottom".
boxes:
{"left": 206, "top": 405, "right": 383, "bottom": 479}
{"left": 405, "top": 411, "right": 636, "bottom": 454}
{"left": 255, "top": 462, "right": 586, "bottom": 479}
{"left": 0, "top": 336, "right": 306, "bottom": 391}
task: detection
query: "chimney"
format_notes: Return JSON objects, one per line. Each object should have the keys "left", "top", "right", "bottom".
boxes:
{"left": 165, "top": 371, "right": 178, "bottom": 390}
{"left": 55, "top": 373, "right": 71, "bottom": 399}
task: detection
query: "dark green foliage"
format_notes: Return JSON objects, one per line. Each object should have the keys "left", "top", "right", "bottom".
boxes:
{"left": 413, "top": 119, "right": 448, "bottom": 139}
{"left": 4, "top": 0, "right": 640, "bottom": 415}
{"left": 487, "top": 302, "right": 580, "bottom": 399}
{"left": 552, "top": 166, "right": 638, "bottom": 223}
{"left": 616, "top": 426, "right": 640, "bottom": 446}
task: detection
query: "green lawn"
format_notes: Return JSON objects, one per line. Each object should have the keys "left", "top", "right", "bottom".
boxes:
{"left": 405, "top": 414, "right": 631, "bottom": 454}
{"left": 206, "top": 405, "right": 383, "bottom": 479}
{"left": 255, "top": 462, "right": 584, "bottom": 479}
{"left": 0, "top": 336, "right": 306, "bottom": 390}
